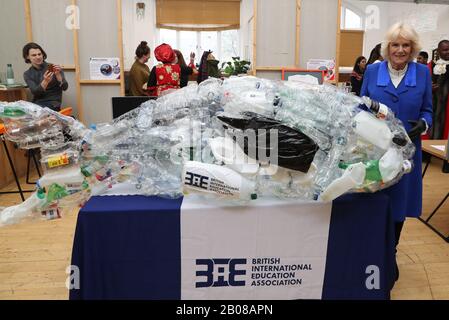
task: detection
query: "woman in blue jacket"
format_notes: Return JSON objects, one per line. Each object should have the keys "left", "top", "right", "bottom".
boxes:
{"left": 361, "top": 22, "right": 433, "bottom": 281}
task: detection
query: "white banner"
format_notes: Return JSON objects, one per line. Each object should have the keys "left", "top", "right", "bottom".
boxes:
{"left": 89, "top": 57, "right": 121, "bottom": 80}
{"left": 180, "top": 195, "right": 332, "bottom": 300}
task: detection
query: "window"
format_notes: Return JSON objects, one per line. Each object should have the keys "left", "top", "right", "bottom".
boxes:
{"left": 159, "top": 28, "right": 177, "bottom": 48}
{"left": 221, "top": 30, "right": 240, "bottom": 64}
{"left": 200, "top": 31, "right": 218, "bottom": 55}
{"left": 179, "top": 31, "right": 198, "bottom": 59}
{"left": 157, "top": 28, "right": 240, "bottom": 67}
{"left": 341, "top": 6, "right": 363, "bottom": 30}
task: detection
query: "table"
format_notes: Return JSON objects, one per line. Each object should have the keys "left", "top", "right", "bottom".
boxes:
{"left": 0, "top": 85, "right": 28, "bottom": 102}
{"left": 422, "top": 139, "right": 448, "bottom": 177}
{"left": 421, "top": 139, "right": 449, "bottom": 242}
{"left": 69, "top": 193, "right": 395, "bottom": 300}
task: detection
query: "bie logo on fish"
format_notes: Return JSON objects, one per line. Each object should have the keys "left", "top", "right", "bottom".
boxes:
{"left": 184, "top": 171, "right": 209, "bottom": 190}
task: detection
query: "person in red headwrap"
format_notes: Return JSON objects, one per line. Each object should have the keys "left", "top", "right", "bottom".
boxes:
{"left": 146, "top": 43, "right": 181, "bottom": 97}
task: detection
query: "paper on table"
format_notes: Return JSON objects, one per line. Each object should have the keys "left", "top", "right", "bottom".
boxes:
{"left": 431, "top": 145, "right": 446, "bottom": 152}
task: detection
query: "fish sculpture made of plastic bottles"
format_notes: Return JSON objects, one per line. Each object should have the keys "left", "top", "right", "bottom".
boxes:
{"left": 0, "top": 76, "right": 415, "bottom": 226}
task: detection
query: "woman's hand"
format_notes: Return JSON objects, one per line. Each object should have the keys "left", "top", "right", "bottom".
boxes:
{"left": 41, "top": 70, "right": 54, "bottom": 90}
{"left": 407, "top": 119, "right": 427, "bottom": 140}
{"left": 189, "top": 52, "right": 196, "bottom": 67}
{"left": 53, "top": 65, "right": 63, "bottom": 82}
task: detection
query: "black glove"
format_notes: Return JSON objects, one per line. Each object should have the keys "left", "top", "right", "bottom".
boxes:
{"left": 407, "top": 119, "right": 427, "bottom": 140}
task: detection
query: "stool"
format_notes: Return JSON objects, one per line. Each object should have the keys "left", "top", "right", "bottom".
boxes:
{"left": 0, "top": 124, "right": 34, "bottom": 201}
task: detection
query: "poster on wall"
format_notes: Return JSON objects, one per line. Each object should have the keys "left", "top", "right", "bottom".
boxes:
{"left": 306, "top": 59, "right": 335, "bottom": 82}
{"left": 89, "top": 58, "right": 121, "bottom": 80}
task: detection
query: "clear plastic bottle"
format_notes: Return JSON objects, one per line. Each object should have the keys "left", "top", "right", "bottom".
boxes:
{"left": 6, "top": 64, "right": 14, "bottom": 85}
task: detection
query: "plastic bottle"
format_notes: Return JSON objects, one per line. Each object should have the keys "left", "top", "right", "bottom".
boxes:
{"left": 37, "top": 166, "right": 85, "bottom": 189}
{"left": 6, "top": 64, "right": 14, "bottom": 85}
{"left": 338, "top": 147, "right": 406, "bottom": 185}
{"left": 0, "top": 192, "right": 45, "bottom": 226}
{"left": 353, "top": 111, "right": 393, "bottom": 151}
{"left": 378, "top": 147, "right": 404, "bottom": 183}
{"left": 319, "top": 162, "right": 366, "bottom": 202}
{"left": 209, "top": 136, "right": 259, "bottom": 174}
{"left": 362, "top": 97, "right": 391, "bottom": 120}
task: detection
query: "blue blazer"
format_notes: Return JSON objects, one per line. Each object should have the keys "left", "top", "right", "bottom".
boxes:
{"left": 361, "top": 61, "right": 433, "bottom": 222}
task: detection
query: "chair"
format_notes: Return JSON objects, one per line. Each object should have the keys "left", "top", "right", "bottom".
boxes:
{"left": 60, "top": 106, "right": 73, "bottom": 116}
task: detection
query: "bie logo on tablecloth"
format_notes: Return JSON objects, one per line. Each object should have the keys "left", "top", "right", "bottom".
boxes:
{"left": 195, "top": 258, "right": 310, "bottom": 288}
{"left": 196, "top": 259, "right": 247, "bottom": 288}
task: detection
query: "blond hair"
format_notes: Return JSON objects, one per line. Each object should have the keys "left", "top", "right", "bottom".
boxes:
{"left": 381, "top": 22, "right": 422, "bottom": 62}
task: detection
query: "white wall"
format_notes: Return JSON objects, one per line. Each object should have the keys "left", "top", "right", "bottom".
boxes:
{"left": 122, "top": 0, "right": 157, "bottom": 70}
{"left": 345, "top": 0, "right": 449, "bottom": 59}
{"left": 30, "top": 0, "right": 78, "bottom": 115}
{"left": 0, "top": 0, "right": 28, "bottom": 85}
{"left": 240, "top": 0, "right": 254, "bottom": 62}
{"left": 257, "top": 0, "right": 297, "bottom": 66}
{"left": 299, "top": 0, "right": 338, "bottom": 68}
{"left": 77, "top": 0, "right": 121, "bottom": 124}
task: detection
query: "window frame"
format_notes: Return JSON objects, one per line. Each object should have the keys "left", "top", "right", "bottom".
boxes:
{"left": 341, "top": 5, "right": 364, "bottom": 31}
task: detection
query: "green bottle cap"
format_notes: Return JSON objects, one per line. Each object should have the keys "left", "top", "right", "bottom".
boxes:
{"left": 37, "top": 188, "right": 46, "bottom": 199}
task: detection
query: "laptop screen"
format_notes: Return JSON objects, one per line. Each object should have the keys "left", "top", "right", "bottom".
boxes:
{"left": 111, "top": 96, "right": 156, "bottom": 119}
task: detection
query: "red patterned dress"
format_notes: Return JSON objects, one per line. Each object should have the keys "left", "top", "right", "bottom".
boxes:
{"left": 148, "top": 63, "right": 181, "bottom": 97}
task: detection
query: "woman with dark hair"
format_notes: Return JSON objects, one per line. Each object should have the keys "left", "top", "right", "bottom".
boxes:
{"left": 367, "top": 43, "right": 383, "bottom": 65}
{"left": 174, "top": 50, "right": 198, "bottom": 88}
{"left": 197, "top": 51, "right": 220, "bottom": 84}
{"left": 129, "top": 41, "right": 151, "bottom": 96}
{"left": 350, "top": 56, "right": 366, "bottom": 96}
{"left": 22, "top": 42, "right": 68, "bottom": 111}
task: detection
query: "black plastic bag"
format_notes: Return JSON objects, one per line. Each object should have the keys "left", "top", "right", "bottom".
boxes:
{"left": 217, "top": 112, "right": 319, "bottom": 173}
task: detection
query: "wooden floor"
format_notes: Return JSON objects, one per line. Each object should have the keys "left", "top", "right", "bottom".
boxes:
{"left": 0, "top": 159, "right": 448, "bottom": 300}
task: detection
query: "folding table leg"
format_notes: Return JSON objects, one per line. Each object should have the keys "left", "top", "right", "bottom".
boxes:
{"left": 419, "top": 192, "right": 449, "bottom": 243}
{"left": 425, "top": 192, "right": 449, "bottom": 223}
{"left": 1, "top": 137, "right": 25, "bottom": 201}
{"left": 26, "top": 149, "right": 41, "bottom": 185}
{"left": 422, "top": 157, "right": 431, "bottom": 178}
